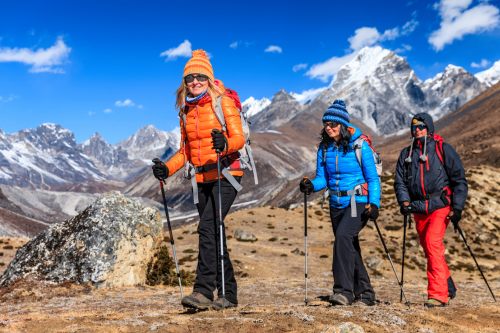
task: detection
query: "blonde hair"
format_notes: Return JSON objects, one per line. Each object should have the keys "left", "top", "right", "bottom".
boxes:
{"left": 176, "top": 79, "right": 224, "bottom": 117}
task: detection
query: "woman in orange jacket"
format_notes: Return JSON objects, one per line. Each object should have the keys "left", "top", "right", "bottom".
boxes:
{"left": 152, "top": 50, "right": 245, "bottom": 310}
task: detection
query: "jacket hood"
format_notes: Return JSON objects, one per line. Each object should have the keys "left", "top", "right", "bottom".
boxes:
{"left": 412, "top": 113, "right": 435, "bottom": 135}
{"left": 348, "top": 124, "right": 362, "bottom": 142}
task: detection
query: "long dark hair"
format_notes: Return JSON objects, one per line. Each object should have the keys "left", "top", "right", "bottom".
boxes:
{"left": 319, "top": 124, "right": 352, "bottom": 153}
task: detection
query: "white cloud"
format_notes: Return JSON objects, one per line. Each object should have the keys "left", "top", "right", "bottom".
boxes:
{"left": 264, "top": 45, "right": 282, "bottom": 53}
{"left": 402, "top": 18, "right": 419, "bottom": 35}
{"left": 306, "top": 53, "right": 357, "bottom": 82}
{"left": 103, "top": 108, "right": 113, "bottom": 113}
{"left": 160, "top": 40, "right": 192, "bottom": 61}
{"left": 436, "top": 0, "right": 473, "bottom": 22}
{"left": 348, "top": 18, "right": 419, "bottom": 51}
{"left": 115, "top": 99, "right": 135, "bottom": 107}
{"left": 0, "top": 37, "right": 71, "bottom": 73}
{"left": 114, "top": 98, "right": 143, "bottom": 110}
{"left": 229, "top": 41, "right": 253, "bottom": 49}
{"left": 292, "top": 63, "right": 308, "bottom": 72}
{"left": 291, "top": 86, "right": 328, "bottom": 104}
{"left": 0, "top": 95, "right": 16, "bottom": 103}
{"left": 394, "top": 44, "right": 413, "bottom": 53}
{"left": 349, "top": 27, "right": 382, "bottom": 50}
{"left": 429, "top": 1, "right": 500, "bottom": 51}
{"left": 471, "top": 58, "right": 491, "bottom": 68}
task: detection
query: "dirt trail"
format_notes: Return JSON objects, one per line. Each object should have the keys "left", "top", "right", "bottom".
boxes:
{"left": 0, "top": 277, "right": 498, "bottom": 333}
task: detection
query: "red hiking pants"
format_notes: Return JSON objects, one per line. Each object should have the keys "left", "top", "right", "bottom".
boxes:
{"left": 414, "top": 206, "right": 451, "bottom": 303}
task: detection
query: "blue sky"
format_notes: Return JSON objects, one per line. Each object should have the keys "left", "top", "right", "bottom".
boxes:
{"left": 0, "top": 0, "right": 499, "bottom": 143}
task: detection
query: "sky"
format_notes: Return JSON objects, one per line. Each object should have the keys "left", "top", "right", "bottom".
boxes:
{"left": 0, "top": 0, "right": 499, "bottom": 144}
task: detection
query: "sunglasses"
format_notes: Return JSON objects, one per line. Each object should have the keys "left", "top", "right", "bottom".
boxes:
{"left": 411, "top": 124, "right": 427, "bottom": 131}
{"left": 184, "top": 74, "right": 209, "bottom": 84}
{"left": 324, "top": 121, "right": 340, "bottom": 129}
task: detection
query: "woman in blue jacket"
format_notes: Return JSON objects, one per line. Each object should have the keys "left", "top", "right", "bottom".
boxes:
{"left": 299, "top": 100, "right": 381, "bottom": 306}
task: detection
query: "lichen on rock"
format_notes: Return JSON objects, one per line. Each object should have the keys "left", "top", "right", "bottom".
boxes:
{"left": 0, "top": 191, "right": 163, "bottom": 288}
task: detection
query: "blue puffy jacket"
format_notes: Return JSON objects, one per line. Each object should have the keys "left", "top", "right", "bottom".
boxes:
{"left": 310, "top": 125, "right": 381, "bottom": 209}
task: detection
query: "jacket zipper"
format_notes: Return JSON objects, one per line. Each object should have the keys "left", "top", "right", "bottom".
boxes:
{"left": 196, "top": 106, "right": 201, "bottom": 164}
{"left": 418, "top": 141, "right": 428, "bottom": 214}
{"left": 335, "top": 147, "right": 339, "bottom": 204}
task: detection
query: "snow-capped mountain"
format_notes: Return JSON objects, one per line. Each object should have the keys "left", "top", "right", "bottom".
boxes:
{"left": 81, "top": 133, "right": 129, "bottom": 168}
{"left": 242, "top": 96, "right": 271, "bottom": 118}
{"left": 250, "top": 46, "right": 490, "bottom": 135}
{"left": 318, "top": 46, "right": 424, "bottom": 133}
{"left": 476, "top": 60, "right": 500, "bottom": 87}
{"left": 423, "top": 64, "right": 486, "bottom": 118}
{"left": 117, "top": 125, "right": 180, "bottom": 162}
{"left": 322, "top": 47, "right": 489, "bottom": 134}
{"left": 0, "top": 123, "right": 105, "bottom": 189}
{"left": 293, "top": 46, "right": 486, "bottom": 135}
{"left": 250, "top": 89, "right": 304, "bottom": 131}
{"left": 0, "top": 123, "right": 180, "bottom": 189}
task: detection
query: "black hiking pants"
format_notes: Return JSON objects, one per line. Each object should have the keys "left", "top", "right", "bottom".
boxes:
{"left": 193, "top": 177, "right": 239, "bottom": 303}
{"left": 330, "top": 203, "right": 375, "bottom": 302}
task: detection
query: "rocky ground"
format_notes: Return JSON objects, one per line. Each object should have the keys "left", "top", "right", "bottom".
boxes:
{"left": 0, "top": 166, "right": 498, "bottom": 332}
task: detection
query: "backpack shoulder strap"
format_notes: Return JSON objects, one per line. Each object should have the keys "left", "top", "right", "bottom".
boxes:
{"left": 214, "top": 96, "right": 227, "bottom": 132}
{"left": 434, "top": 134, "right": 445, "bottom": 165}
{"left": 353, "top": 137, "right": 364, "bottom": 168}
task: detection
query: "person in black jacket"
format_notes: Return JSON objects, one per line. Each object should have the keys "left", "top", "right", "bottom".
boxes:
{"left": 394, "top": 113, "right": 468, "bottom": 308}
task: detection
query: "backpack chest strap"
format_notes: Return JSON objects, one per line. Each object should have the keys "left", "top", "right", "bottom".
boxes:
{"left": 194, "top": 153, "right": 240, "bottom": 173}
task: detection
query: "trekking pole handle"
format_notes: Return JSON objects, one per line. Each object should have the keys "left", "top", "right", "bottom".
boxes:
{"left": 152, "top": 158, "right": 167, "bottom": 184}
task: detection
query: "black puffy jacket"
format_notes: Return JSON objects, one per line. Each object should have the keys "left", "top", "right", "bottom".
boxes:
{"left": 394, "top": 114, "right": 468, "bottom": 215}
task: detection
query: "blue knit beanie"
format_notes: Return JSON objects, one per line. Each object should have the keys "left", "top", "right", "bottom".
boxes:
{"left": 322, "top": 99, "right": 350, "bottom": 127}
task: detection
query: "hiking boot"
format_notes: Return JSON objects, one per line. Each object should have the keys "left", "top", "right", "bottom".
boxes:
{"left": 329, "top": 293, "right": 352, "bottom": 306}
{"left": 354, "top": 294, "right": 376, "bottom": 306}
{"left": 424, "top": 298, "right": 447, "bottom": 308}
{"left": 181, "top": 292, "right": 213, "bottom": 310}
{"left": 448, "top": 277, "right": 457, "bottom": 300}
{"left": 212, "top": 297, "right": 238, "bottom": 310}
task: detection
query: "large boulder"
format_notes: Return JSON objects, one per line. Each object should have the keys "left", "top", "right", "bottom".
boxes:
{"left": 0, "top": 191, "right": 163, "bottom": 288}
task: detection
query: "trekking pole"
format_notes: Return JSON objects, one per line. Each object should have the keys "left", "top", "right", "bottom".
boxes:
{"left": 303, "top": 190, "right": 309, "bottom": 305}
{"left": 455, "top": 225, "right": 496, "bottom": 302}
{"left": 152, "top": 158, "right": 184, "bottom": 299}
{"left": 373, "top": 219, "right": 410, "bottom": 305}
{"left": 400, "top": 214, "right": 408, "bottom": 303}
{"left": 216, "top": 151, "right": 226, "bottom": 309}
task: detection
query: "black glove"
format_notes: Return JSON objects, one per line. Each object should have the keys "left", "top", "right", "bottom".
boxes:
{"left": 449, "top": 209, "right": 462, "bottom": 231}
{"left": 299, "top": 178, "right": 314, "bottom": 195}
{"left": 152, "top": 158, "right": 169, "bottom": 180}
{"left": 440, "top": 191, "right": 451, "bottom": 206}
{"left": 400, "top": 203, "right": 412, "bottom": 216}
{"left": 362, "top": 203, "right": 379, "bottom": 221}
{"left": 211, "top": 129, "right": 227, "bottom": 153}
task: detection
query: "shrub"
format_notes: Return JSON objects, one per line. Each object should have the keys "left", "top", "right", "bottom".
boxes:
{"left": 146, "top": 245, "right": 194, "bottom": 286}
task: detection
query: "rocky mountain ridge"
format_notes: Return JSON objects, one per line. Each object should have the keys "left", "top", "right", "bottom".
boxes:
{"left": 251, "top": 46, "right": 493, "bottom": 135}
{"left": 0, "top": 124, "right": 179, "bottom": 189}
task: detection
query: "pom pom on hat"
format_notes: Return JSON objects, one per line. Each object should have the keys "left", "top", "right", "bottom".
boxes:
{"left": 322, "top": 99, "right": 350, "bottom": 127}
{"left": 183, "top": 49, "right": 214, "bottom": 82}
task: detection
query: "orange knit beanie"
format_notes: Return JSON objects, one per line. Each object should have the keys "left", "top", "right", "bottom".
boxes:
{"left": 183, "top": 49, "right": 214, "bottom": 82}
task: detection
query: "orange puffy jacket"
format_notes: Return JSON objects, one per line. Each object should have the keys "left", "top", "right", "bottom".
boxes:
{"left": 165, "top": 86, "right": 245, "bottom": 183}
